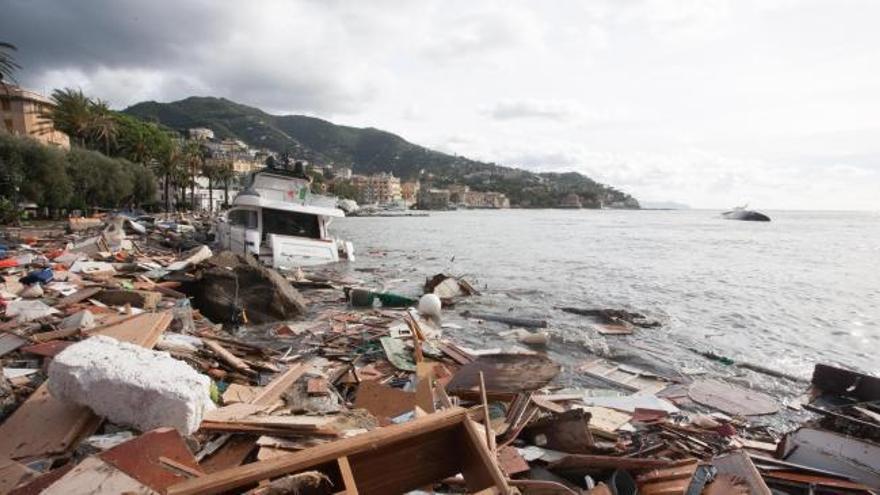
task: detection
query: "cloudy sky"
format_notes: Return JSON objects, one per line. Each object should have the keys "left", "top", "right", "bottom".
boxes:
{"left": 3, "top": 0, "right": 879, "bottom": 209}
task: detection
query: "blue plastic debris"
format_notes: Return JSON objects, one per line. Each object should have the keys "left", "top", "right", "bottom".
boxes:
{"left": 19, "top": 268, "right": 54, "bottom": 286}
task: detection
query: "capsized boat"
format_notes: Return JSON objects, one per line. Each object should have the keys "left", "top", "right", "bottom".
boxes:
{"left": 215, "top": 166, "right": 354, "bottom": 268}
{"left": 721, "top": 205, "right": 770, "bottom": 222}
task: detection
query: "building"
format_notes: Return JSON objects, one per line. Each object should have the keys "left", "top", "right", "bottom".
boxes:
{"left": 350, "top": 172, "right": 402, "bottom": 205}
{"left": 401, "top": 180, "right": 420, "bottom": 206}
{"left": 447, "top": 184, "right": 470, "bottom": 204}
{"left": 188, "top": 127, "right": 215, "bottom": 141}
{"left": 0, "top": 85, "right": 70, "bottom": 149}
{"left": 559, "top": 193, "right": 582, "bottom": 208}
{"left": 418, "top": 188, "right": 451, "bottom": 210}
{"left": 231, "top": 156, "right": 262, "bottom": 174}
{"left": 463, "top": 190, "right": 510, "bottom": 209}
{"left": 335, "top": 167, "right": 353, "bottom": 180}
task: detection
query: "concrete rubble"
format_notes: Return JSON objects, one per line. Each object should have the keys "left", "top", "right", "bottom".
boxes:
{"left": 48, "top": 335, "right": 213, "bottom": 435}
{"left": 0, "top": 213, "right": 877, "bottom": 495}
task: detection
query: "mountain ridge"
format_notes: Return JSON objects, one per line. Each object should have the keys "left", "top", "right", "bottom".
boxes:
{"left": 123, "top": 96, "right": 639, "bottom": 208}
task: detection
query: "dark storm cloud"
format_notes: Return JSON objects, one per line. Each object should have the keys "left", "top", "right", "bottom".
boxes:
{"left": 0, "top": 0, "right": 377, "bottom": 113}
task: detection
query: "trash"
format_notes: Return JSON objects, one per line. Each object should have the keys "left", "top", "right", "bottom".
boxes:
{"left": 520, "top": 409, "right": 596, "bottom": 453}
{"left": 461, "top": 310, "right": 549, "bottom": 328}
{"left": 417, "top": 293, "right": 442, "bottom": 317}
{"left": 48, "top": 336, "right": 213, "bottom": 435}
{"left": 166, "top": 245, "right": 212, "bottom": 271}
{"left": 424, "top": 273, "right": 479, "bottom": 299}
{"left": 19, "top": 267, "right": 53, "bottom": 286}
{"left": 4, "top": 299, "right": 59, "bottom": 322}
{"left": 347, "top": 287, "right": 417, "bottom": 308}
{"left": 18, "top": 283, "right": 43, "bottom": 298}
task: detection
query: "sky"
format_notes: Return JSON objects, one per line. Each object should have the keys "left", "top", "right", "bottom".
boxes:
{"left": 3, "top": 0, "right": 879, "bottom": 210}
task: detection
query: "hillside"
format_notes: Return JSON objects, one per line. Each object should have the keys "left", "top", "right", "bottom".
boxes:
{"left": 124, "top": 97, "right": 638, "bottom": 208}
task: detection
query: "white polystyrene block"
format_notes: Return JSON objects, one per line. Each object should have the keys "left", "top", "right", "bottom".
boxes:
{"left": 48, "top": 335, "right": 213, "bottom": 435}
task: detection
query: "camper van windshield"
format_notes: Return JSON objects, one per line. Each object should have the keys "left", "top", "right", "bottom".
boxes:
{"left": 262, "top": 208, "right": 321, "bottom": 239}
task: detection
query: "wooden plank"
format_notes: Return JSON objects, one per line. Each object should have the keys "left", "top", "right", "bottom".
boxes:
{"left": 353, "top": 380, "right": 416, "bottom": 420}
{"left": 199, "top": 436, "right": 257, "bottom": 474}
{"left": 711, "top": 450, "right": 772, "bottom": 495}
{"left": 415, "top": 362, "right": 436, "bottom": 414}
{"left": 167, "top": 408, "right": 469, "bottom": 495}
{"left": 100, "top": 428, "right": 203, "bottom": 492}
{"left": 520, "top": 409, "right": 595, "bottom": 454}
{"left": 205, "top": 339, "right": 254, "bottom": 374}
{"left": 446, "top": 354, "right": 560, "bottom": 395}
{"left": 251, "top": 363, "right": 310, "bottom": 406}
{"left": 41, "top": 457, "right": 156, "bottom": 495}
{"left": 549, "top": 454, "right": 674, "bottom": 473}
{"left": 0, "top": 383, "right": 100, "bottom": 460}
{"left": 459, "top": 418, "right": 510, "bottom": 493}
{"left": 688, "top": 380, "right": 780, "bottom": 416}
{"left": 90, "top": 311, "right": 172, "bottom": 348}
{"left": 0, "top": 460, "right": 35, "bottom": 494}
{"left": 337, "top": 456, "right": 359, "bottom": 494}
{"left": 54, "top": 286, "right": 102, "bottom": 308}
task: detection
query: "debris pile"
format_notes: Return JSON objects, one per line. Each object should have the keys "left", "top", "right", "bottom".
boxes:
{"left": 0, "top": 216, "right": 877, "bottom": 494}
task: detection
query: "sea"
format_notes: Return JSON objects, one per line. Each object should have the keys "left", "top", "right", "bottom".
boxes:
{"left": 330, "top": 209, "right": 880, "bottom": 405}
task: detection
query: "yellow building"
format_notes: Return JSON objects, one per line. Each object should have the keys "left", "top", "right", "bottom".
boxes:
{"left": 351, "top": 172, "right": 402, "bottom": 205}
{"left": 0, "top": 85, "right": 70, "bottom": 149}
{"left": 401, "top": 180, "right": 420, "bottom": 205}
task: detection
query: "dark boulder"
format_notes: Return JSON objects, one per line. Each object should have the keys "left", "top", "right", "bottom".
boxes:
{"left": 184, "top": 251, "right": 307, "bottom": 324}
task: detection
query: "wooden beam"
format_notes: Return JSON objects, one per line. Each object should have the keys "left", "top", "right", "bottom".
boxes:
{"left": 337, "top": 456, "right": 359, "bottom": 495}
{"left": 251, "top": 362, "right": 310, "bottom": 406}
{"left": 167, "top": 408, "right": 469, "bottom": 495}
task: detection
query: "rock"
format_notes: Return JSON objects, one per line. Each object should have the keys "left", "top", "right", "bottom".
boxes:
{"left": 48, "top": 335, "right": 213, "bottom": 435}
{"left": 184, "top": 251, "right": 307, "bottom": 324}
{"left": 18, "top": 283, "right": 44, "bottom": 299}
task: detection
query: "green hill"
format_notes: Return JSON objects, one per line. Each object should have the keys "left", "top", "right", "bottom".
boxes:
{"left": 123, "top": 96, "right": 638, "bottom": 208}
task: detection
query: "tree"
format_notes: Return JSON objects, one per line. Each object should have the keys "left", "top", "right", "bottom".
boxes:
{"left": 0, "top": 42, "right": 20, "bottom": 84}
{"left": 216, "top": 158, "right": 235, "bottom": 207}
{"left": 46, "top": 88, "right": 94, "bottom": 146}
{"left": 183, "top": 139, "right": 204, "bottom": 210}
{"left": 156, "top": 140, "right": 183, "bottom": 212}
{"left": 88, "top": 99, "right": 118, "bottom": 155}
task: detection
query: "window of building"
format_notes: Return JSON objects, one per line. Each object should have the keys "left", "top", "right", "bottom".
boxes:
{"left": 228, "top": 209, "right": 258, "bottom": 229}
{"left": 262, "top": 208, "right": 320, "bottom": 239}
{"left": 4, "top": 119, "right": 13, "bottom": 132}
{"left": 1, "top": 98, "right": 10, "bottom": 111}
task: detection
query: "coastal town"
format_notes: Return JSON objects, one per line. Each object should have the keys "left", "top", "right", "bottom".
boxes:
{"left": 1, "top": 83, "right": 641, "bottom": 220}
{"left": 2, "top": 25, "right": 879, "bottom": 495}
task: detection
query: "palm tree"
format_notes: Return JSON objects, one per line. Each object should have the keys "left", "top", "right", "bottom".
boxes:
{"left": 157, "top": 140, "right": 182, "bottom": 211}
{"left": 216, "top": 158, "right": 235, "bottom": 208}
{"left": 46, "top": 88, "right": 94, "bottom": 146}
{"left": 183, "top": 140, "right": 204, "bottom": 210}
{"left": 0, "top": 42, "right": 20, "bottom": 85}
{"left": 88, "top": 99, "right": 118, "bottom": 155}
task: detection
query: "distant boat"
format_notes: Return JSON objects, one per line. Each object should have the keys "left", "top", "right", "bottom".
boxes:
{"left": 722, "top": 205, "right": 771, "bottom": 222}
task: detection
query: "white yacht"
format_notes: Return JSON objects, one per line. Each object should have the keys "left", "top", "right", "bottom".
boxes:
{"left": 215, "top": 166, "right": 354, "bottom": 268}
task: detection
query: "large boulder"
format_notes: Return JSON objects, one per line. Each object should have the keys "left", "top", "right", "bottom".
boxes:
{"left": 185, "top": 251, "right": 307, "bottom": 324}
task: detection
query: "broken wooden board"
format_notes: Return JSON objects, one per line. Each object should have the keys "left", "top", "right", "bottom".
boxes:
{"left": 577, "top": 406, "right": 632, "bottom": 439}
{"left": 167, "top": 408, "right": 508, "bottom": 495}
{"left": 549, "top": 454, "right": 674, "bottom": 474}
{"left": 199, "top": 435, "right": 257, "bottom": 474}
{"left": 520, "top": 409, "right": 595, "bottom": 453}
{"left": 0, "top": 383, "right": 101, "bottom": 461}
{"left": 579, "top": 359, "right": 669, "bottom": 394}
{"left": 688, "top": 379, "right": 780, "bottom": 416}
{"left": 446, "top": 353, "right": 560, "bottom": 396}
{"left": 0, "top": 460, "right": 35, "bottom": 494}
{"left": 497, "top": 445, "right": 530, "bottom": 476}
{"left": 593, "top": 321, "right": 634, "bottom": 335}
{"left": 781, "top": 426, "right": 880, "bottom": 489}
{"left": 711, "top": 450, "right": 772, "bottom": 495}
{"left": 90, "top": 311, "right": 173, "bottom": 348}
{"left": 54, "top": 286, "right": 102, "bottom": 308}
{"left": 99, "top": 428, "right": 203, "bottom": 493}
{"left": 637, "top": 459, "right": 699, "bottom": 495}
{"left": 41, "top": 457, "right": 156, "bottom": 495}
{"left": 353, "top": 379, "right": 416, "bottom": 421}
{"left": 250, "top": 362, "right": 311, "bottom": 406}
{"left": 221, "top": 383, "right": 260, "bottom": 405}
